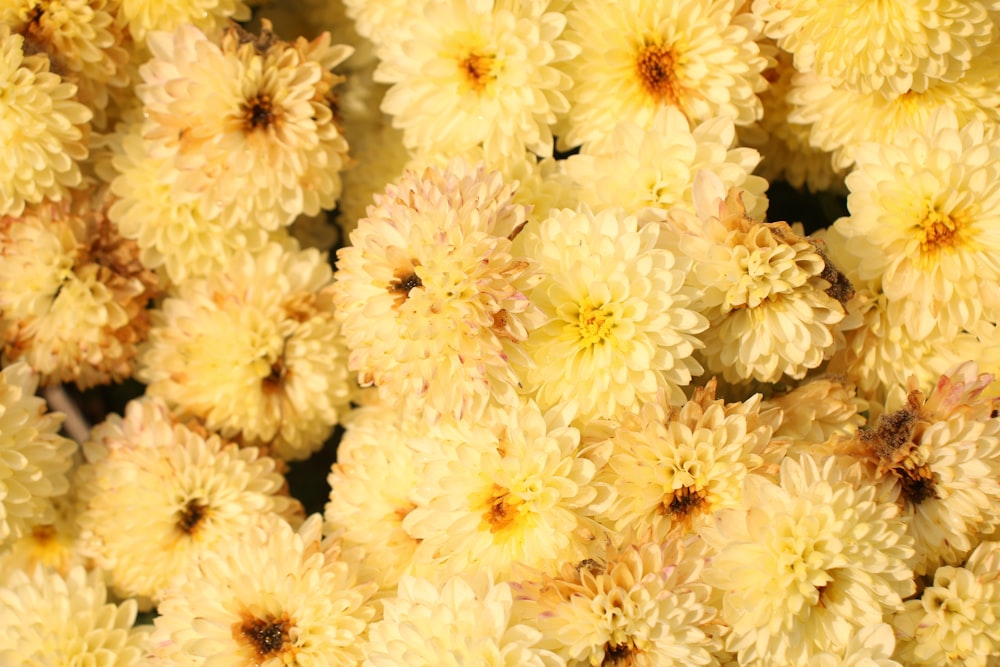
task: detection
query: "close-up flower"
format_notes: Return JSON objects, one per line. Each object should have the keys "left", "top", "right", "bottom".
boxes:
{"left": 0, "top": 565, "right": 150, "bottom": 666}
{"left": 514, "top": 204, "right": 706, "bottom": 421}
{"left": 560, "top": 0, "right": 767, "bottom": 148}
{"left": 332, "top": 159, "right": 542, "bottom": 421}
{"left": 137, "top": 241, "right": 352, "bottom": 460}
{"left": 0, "top": 361, "right": 76, "bottom": 546}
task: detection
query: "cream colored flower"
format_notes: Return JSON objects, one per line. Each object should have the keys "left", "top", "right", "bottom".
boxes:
{"left": 0, "top": 565, "right": 150, "bottom": 666}
{"left": 375, "top": 0, "right": 576, "bottom": 160}
{"left": 148, "top": 514, "right": 376, "bottom": 666}
{"left": 107, "top": 123, "right": 271, "bottom": 286}
{"left": 139, "top": 21, "right": 352, "bottom": 231}
{"left": 404, "top": 399, "right": 603, "bottom": 583}
{"left": 561, "top": 107, "right": 768, "bottom": 219}
{"left": 832, "top": 109, "right": 1000, "bottom": 339}
{"left": 843, "top": 365, "right": 1000, "bottom": 575}
{"left": 561, "top": 0, "right": 767, "bottom": 148}
{"left": 811, "top": 624, "right": 902, "bottom": 667}
{"left": 512, "top": 536, "right": 722, "bottom": 667}
{"left": 788, "top": 39, "right": 1000, "bottom": 171}
{"left": 892, "top": 540, "right": 1000, "bottom": 665}
{"left": 701, "top": 454, "right": 915, "bottom": 665}
{"left": 363, "top": 573, "right": 564, "bottom": 666}
{"left": 332, "top": 160, "right": 542, "bottom": 421}
{"left": 597, "top": 380, "right": 774, "bottom": 541}
{"left": 1, "top": 0, "right": 130, "bottom": 129}
{"left": 324, "top": 404, "right": 422, "bottom": 592}
{"left": 765, "top": 376, "right": 867, "bottom": 447}
{"left": 0, "top": 197, "right": 160, "bottom": 389}
{"left": 0, "top": 491, "right": 84, "bottom": 582}
{"left": 137, "top": 242, "right": 351, "bottom": 460}
{"left": 753, "top": 0, "right": 999, "bottom": 97}
{"left": 514, "top": 205, "right": 706, "bottom": 422}
{"left": 75, "top": 397, "right": 303, "bottom": 605}
{"left": 0, "top": 361, "right": 75, "bottom": 545}
{"left": 667, "top": 174, "right": 850, "bottom": 384}
{"left": 0, "top": 25, "right": 91, "bottom": 217}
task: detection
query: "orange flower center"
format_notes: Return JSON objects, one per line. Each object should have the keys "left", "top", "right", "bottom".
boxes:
{"left": 635, "top": 43, "right": 682, "bottom": 107}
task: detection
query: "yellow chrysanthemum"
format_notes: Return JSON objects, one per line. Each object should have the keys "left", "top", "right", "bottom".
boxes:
{"left": 139, "top": 21, "right": 352, "bottom": 231}
{"left": 375, "top": 0, "right": 577, "bottom": 160}
{"left": 514, "top": 205, "right": 706, "bottom": 421}
{"left": 137, "top": 242, "right": 352, "bottom": 460}
{"left": 114, "top": 0, "right": 250, "bottom": 42}
{"left": 561, "top": 0, "right": 767, "bottom": 148}
{"left": 0, "top": 25, "right": 91, "bottom": 217}
{"left": 753, "top": 0, "right": 999, "bottom": 97}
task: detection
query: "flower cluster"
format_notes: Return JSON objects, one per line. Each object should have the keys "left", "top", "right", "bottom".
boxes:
{"left": 1, "top": 2, "right": 1000, "bottom": 666}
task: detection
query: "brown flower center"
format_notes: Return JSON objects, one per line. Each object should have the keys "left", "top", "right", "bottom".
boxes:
{"left": 243, "top": 93, "right": 276, "bottom": 131}
{"left": 176, "top": 498, "right": 209, "bottom": 535}
{"left": 603, "top": 641, "right": 639, "bottom": 666}
{"left": 635, "top": 43, "right": 682, "bottom": 107}
{"left": 389, "top": 265, "right": 423, "bottom": 306}
{"left": 234, "top": 612, "right": 293, "bottom": 662}
{"left": 482, "top": 484, "right": 521, "bottom": 533}
{"left": 459, "top": 50, "right": 495, "bottom": 93}
{"left": 660, "top": 485, "right": 708, "bottom": 523}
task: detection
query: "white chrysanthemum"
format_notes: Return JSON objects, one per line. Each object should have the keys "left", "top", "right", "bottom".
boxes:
{"left": 514, "top": 205, "right": 706, "bottom": 421}
{"left": 811, "top": 624, "right": 902, "bottom": 667}
{"left": 108, "top": 124, "right": 272, "bottom": 286}
{"left": 0, "top": 565, "right": 150, "bottom": 666}
{"left": 149, "top": 514, "right": 376, "bottom": 666}
{"left": 363, "top": 573, "right": 564, "bottom": 667}
{"left": 332, "top": 161, "right": 542, "bottom": 421}
{"left": 753, "top": 0, "right": 999, "bottom": 97}
{"left": 597, "top": 381, "right": 774, "bottom": 541}
{"left": 701, "top": 455, "right": 915, "bottom": 666}
{"left": 561, "top": 107, "right": 768, "bottom": 219}
{"left": 137, "top": 242, "right": 352, "bottom": 460}
{"left": 404, "top": 399, "right": 603, "bottom": 583}
{"left": 0, "top": 25, "right": 91, "bottom": 217}
{"left": 115, "top": 0, "right": 250, "bottom": 42}
{"left": 561, "top": 0, "right": 767, "bottom": 149}
{"left": 0, "top": 198, "right": 160, "bottom": 389}
{"left": 667, "top": 174, "right": 850, "bottom": 384}
{"left": 0, "top": 361, "right": 75, "bottom": 545}
{"left": 832, "top": 109, "right": 1000, "bottom": 339}
{"left": 374, "top": 0, "right": 576, "bottom": 160}
{"left": 324, "top": 405, "right": 422, "bottom": 592}
{"left": 341, "top": 0, "right": 413, "bottom": 46}
{"left": 138, "top": 22, "right": 353, "bottom": 231}
{"left": 846, "top": 367, "right": 1000, "bottom": 575}
{"left": 893, "top": 541, "right": 1000, "bottom": 665}
{"left": 788, "top": 39, "right": 1000, "bottom": 171}
{"left": 75, "top": 397, "right": 303, "bottom": 604}
{"left": 512, "top": 536, "right": 723, "bottom": 667}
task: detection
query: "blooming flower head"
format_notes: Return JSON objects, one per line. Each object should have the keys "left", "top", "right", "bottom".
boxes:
{"left": 832, "top": 108, "right": 1000, "bottom": 339}
{"left": 148, "top": 514, "right": 376, "bottom": 666}
{"left": 561, "top": 106, "right": 768, "bottom": 219}
{"left": 0, "top": 25, "right": 91, "bottom": 217}
{"left": 363, "top": 573, "right": 564, "bottom": 666}
{"left": 332, "top": 160, "right": 542, "bottom": 421}
{"left": 701, "top": 454, "right": 915, "bottom": 665}
{"left": 115, "top": 0, "right": 250, "bottom": 42}
{"left": 0, "top": 565, "right": 150, "bottom": 666}
{"left": 667, "top": 173, "right": 851, "bottom": 384}
{"left": 892, "top": 540, "right": 1000, "bottom": 665}
{"left": 560, "top": 0, "right": 767, "bottom": 148}
{"left": 765, "top": 376, "right": 867, "bottom": 448}
{"left": 404, "top": 398, "right": 603, "bottom": 583}
{"left": 514, "top": 204, "right": 706, "bottom": 422}
{"left": 597, "top": 380, "right": 776, "bottom": 541}
{"left": 841, "top": 364, "right": 1000, "bottom": 574}
{"left": 752, "top": 0, "right": 998, "bottom": 97}
{"left": 1, "top": 196, "right": 160, "bottom": 389}
{"left": 137, "top": 242, "right": 352, "bottom": 460}
{"left": 0, "top": 490, "right": 84, "bottom": 582}
{"left": 138, "top": 21, "right": 353, "bottom": 231}
{"left": 512, "top": 535, "right": 723, "bottom": 666}
{"left": 375, "top": 0, "right": 577, "bottom": 160}
{"left": 75, "top": 397, "right": 303, "bottom": 605}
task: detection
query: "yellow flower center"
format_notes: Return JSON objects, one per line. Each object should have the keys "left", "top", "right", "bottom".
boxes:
{"left": 458, "top": 49, "right": 496, "bottom": 94}
{"left": 635, "top": 42, "right": 683, "bottom": 107}
{"left": 481, "top": 483, "right": 522, "bottom": 534}
{"left": 578, "top": 301, "right": 615, "bottom": 346}
{"left": 917, "top": 207, "right": 961, "bottom": 256}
